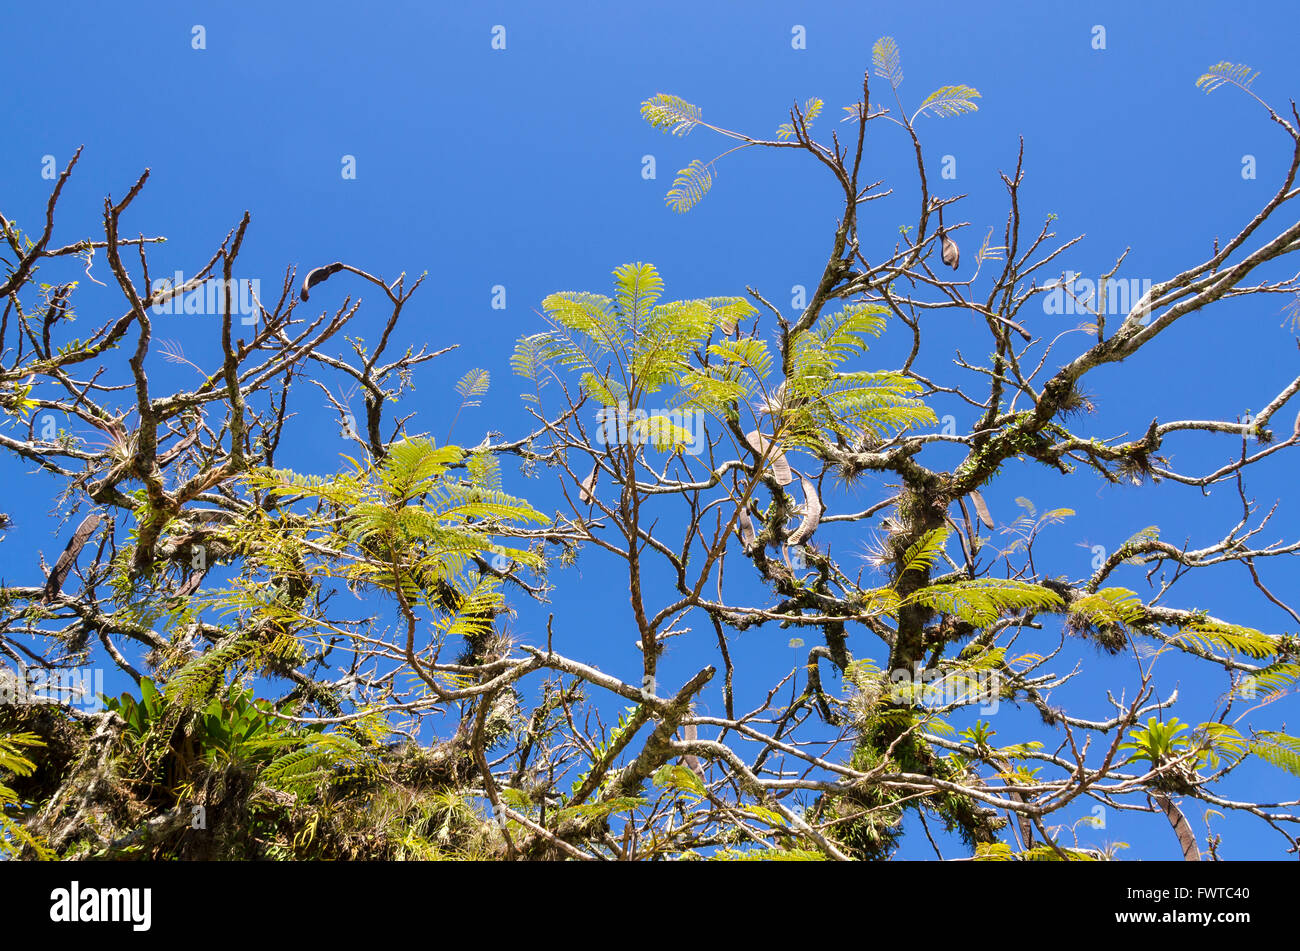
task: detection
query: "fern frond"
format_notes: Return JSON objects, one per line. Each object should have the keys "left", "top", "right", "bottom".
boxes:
{"left": 872, "top": 37, "right": 903, "bottom": 89}
{"left": 776, "top": 98, "right": 824, "bottom": 140}
{"left": 900, "top": 528, "right": 949, "bottom": 575}
{"left": 1250, "top": 732, "right": 1300, "bottom": 776}
{"left": 1239, "top": 661, "right": 1300, "bottom": 700}
{"left": 1174, "top": 619, "right": 1277, "bottom": 660}
{"left": 1196, "top": 61, "right": 1259, "bottom": 95}
{"left": 612, "top": 262, "right": 665, "bottom": 326}
{"left": 1067, "top": 587, "right": 1146, "bottom": 626}
{"left": 641, "top": 93, "right": 703, "bottom": 136}
{"left": 1118, "top": 525, "right": 1159, "bottom": 565}
{"left": 667, "top": 159, "right": 714, "bottom": 213}
{"left": 455, "top": 368, "right": 490, "bottom": 402}
{"left": 908, "top": 579, "right": 1064, "bottom": 627}
{"left": 913, "top": 85, "right": 981, "bottom": 121}
{"left": 510, "top": 334, "right": 554, "bottom": 383}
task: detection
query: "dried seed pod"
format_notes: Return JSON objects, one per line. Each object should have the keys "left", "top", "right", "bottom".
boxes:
{"left": 932, "top": 197, "right": 960, "bottom": 270}
{"left": 1152, "top": 791, "right": 1201, "bottom": 861}
{"left": 681, "top": 721, "right": 705, "bottom": 780}
{"left": 941, "top": 230, "right": 960, "bottom": 270}
{"left": 737, "top": 506, "right": 758, "bottom": 552}
{"left": 156, "top": 429, "right": 198, "bottom": 469}
{"left": 176, "top": 568, "right": 206, "bottom": 599}
{"left": 788, "top": 476, "right": 822, "bottom": 546}
{"left": 44, "top": 513, "right": 102, "bottom": 603}
{"left": 300, "top": 262, "right": 345, "bottom": 301}
{"left": 968, "top": 489, "right": 995, "bottom": 530}
{"left": 744, "top": 430, "right": 793, "bottom": 485}
{"left": 578, "top": 462, "right": 599, "bottom": 504}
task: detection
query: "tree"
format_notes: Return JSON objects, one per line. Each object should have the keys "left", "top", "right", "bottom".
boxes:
{"left": 1, "top": 43, "right": 1298, "bottom": 860}
{"left": 509, "top": 45, "right": 1300, "bottom": 860}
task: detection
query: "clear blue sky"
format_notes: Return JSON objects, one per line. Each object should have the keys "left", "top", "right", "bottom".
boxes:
{"left": 3, "top": 1, "right": 1298, "bottom": 858}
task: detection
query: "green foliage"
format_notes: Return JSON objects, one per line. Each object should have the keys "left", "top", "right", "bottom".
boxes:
{"left": 1118, "top": 524, "right": 1160, "bottom": 564}
{"left": 1197, "top": 61, "right": 1259, "bottom": 94}
{"left": 913, "top": 85, "right": 982, "bottom": 121}
{"left": 776, "top": 98, "right": 823, "bottom": 140}
{"left": 907, "top": 579, "right": 1065, "bottom": 628}
{"left": 1068, "top": 587, "right": 1147, "bottom": 626}
{"left": 975, "top": 842, "right": 1101, "bottom": 861}
{"left": 667, "top": 159, "right": 714, "bottom": 213}
{"left": 1120, "top": 717, "right": 1190, "bottom": 767}
{"left": 455, "top": 368, "right": 490, "bottom": 402}
{"left": 1249, "top": 731, "right": 1300, "bottom": 776}
{"left": 899, "top": 527, "right": 949, "bottom": 575}
{"left": 640, "top": 93, "right": 702, "bottom": 136}
{"left": 872, "top": 36, "right": 903, "bottom": 89}
{"left": 0, "top": 730, "right": 52, "bottom": 858}
{"left": 1173, "top": 619, "right": 1277, "bottom": 660}
{"left": 244, "top": 436, "right": 546, "bottom": 614}
{"left": 780, "top": 304, "right": 935, "bottom": 445}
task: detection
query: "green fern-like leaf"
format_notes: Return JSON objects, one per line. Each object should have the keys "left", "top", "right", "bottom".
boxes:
{"left": 909, "top": 579, "right": 1065, "bottom": 627}
{"left": 511, "top": 333, "right": 554, "bottom": 383}
{"left": 1193, "top": 722, "right": 1249, "bottom": 770}
{"left": 613, "top": 262, "right": 666, "bottom": 326}
{"left": 667, "top": 159, "right": 714, "bottom": 213}
{"left": 1068, "top": 587, "right": 1146, "bottom": 626}
{"left": 1174, "top": 619, "right": 1277, "bottom": 660}
{"left": 900, "top": 527, "right": 949, "bottom": 576}
{"left": 872, "top": 36, "right": 903, "bottom": 89}
{"left": 1239, "top": 660, "right": 1300, "bottom": 700}
{"left": 1250, "top": 732, "right": 1300, "bottom": 776}
{"left": 641, "top": 93, "right": 703, "bottom": 136}
{"left": 1196, "top": 61, "right": 1259, "bottom": 95}
{"left": 776, "top": 98, "right": 824, "bottom": 140}
{"left": 914, "top": 85, "right": 981, "bottom": 121}
{"left": 455, "top": 368, "right": 490, "bottom": 402}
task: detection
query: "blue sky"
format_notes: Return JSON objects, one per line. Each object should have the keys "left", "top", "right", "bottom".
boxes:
{"left": 3, "top": 1, "right": 1299, "bottom": 858}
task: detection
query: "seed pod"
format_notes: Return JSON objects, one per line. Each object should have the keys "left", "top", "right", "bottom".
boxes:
{"left": 300, "top": 262, "right": 345, "bottom": 301}
{"left": 1152, "top": 791, "right": 1201, "bottom": 861}
{"left": 681, "top": 721, "right": 705, "bottom": 780}
{"left": 941, "top": 230, "right": 960, "bottom": 270}
{"left": 176, "top": 568, "right": 206, "bottom": 599}
{"left": 737, "top": 506, "right": 758, "bottom": 552}
{"left": 44, "top": 513, "right": 102, "bottom": 603}
{"left": 788, "top": 476, "right": 822, "bottom": 546}
{"left": 968, "top": 489, "right": 995, "bottom": 530}
{"left": 578, "top": 462, "right": 599, "bottom": 504}
{"left": 156, "top": 429, "right": 198, "bottom": 469}
{"left": 744, "top": 430, "right": 793, "bottom": 485}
